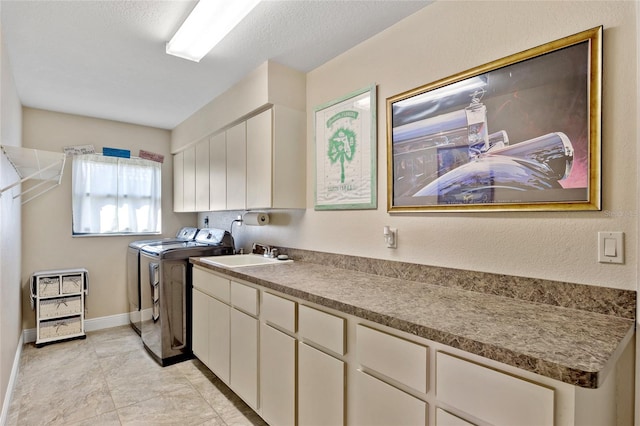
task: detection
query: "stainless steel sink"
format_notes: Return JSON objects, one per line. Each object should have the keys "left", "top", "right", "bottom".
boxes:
{"left": 199, "top": 254, "right": 293, "bottom": 268}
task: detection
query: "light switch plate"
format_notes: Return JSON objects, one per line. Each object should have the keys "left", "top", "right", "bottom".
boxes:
{"left": 598, "top": 232, "right": 624, "bottom": 264}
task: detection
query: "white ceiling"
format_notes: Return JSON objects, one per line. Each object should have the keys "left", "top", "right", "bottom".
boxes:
{"left": 1, "top": 0, "right": 430, "bottom": 130}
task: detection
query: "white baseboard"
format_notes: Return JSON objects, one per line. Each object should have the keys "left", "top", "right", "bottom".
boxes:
{"left": 84, "top": 312, "right": 130, "bottom": 332}
{"left": 22, "top": 313, "right": 130, "bottom": 344}
{"left": 0, "top": 333, "right": 23, "bottom": 426}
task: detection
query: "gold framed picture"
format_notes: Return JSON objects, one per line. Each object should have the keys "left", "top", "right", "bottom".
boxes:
{"left": 387, "top": 26, "right": 602, "bottom": 212}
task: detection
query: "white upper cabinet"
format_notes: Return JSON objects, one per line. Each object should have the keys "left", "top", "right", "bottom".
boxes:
{"left": 182, "top": 146, "right": 196, "bottom": 212}
{"left": 173, "top": 104, "right": 305, "bottom": 212}
{"left": 195, "top": 137, "right": 210, "bottom": 212}
{"left": 209, "top": 132, "right": 226, "bottom": 211}
{"left": 247, "top": 105, "right": 306, "bottom": 210}
{"left": 225, "top": 122, "right": 247, "bottom": 210}
{"left": 246, "top": 109, "right": 272, "bottom": 209}
{"left": 173, "top": 151, "right": 184, "bottom": 212}
{"left": 173, "top": 137, "right": 210, "bottom": 213}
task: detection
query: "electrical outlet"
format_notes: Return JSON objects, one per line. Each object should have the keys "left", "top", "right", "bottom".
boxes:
{"left": 383, "top": 226, "right": 397, "bottom": 249}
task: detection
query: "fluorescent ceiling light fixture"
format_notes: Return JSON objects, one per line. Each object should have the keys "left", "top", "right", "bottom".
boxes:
{"left": 166, "top": 0, "right": 261, "bottom": 62}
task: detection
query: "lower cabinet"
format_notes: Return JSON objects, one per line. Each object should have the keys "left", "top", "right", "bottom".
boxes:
{"left": 353, "top": 370, "right": 427, "bottom": 426}
{"left": 298, "top": 303, "right": 346, "bottom": 425}
{"left": 298, "top": 341, "right": 345, "bottom": 426}
{"left": 191, "top": 288, "right": 208, "bottom": 361}
{"left": 436, "top": 352, "right": 554, "bottom": 426}
{"left": 230, "top": 308, "right": 259, "bottom": 409}
{"left": 208, "top": 297, "right": 230, "bottom": 383}
{"left": 356, "top": 324, "right": 428, "bottom": 394}
{"left": 191, "top": 287, "right": 230, "bottom": 383}
{"left": 354, "top": 324, "right": 428, "bottom": 425}
{"left": 260, "top": 323, "right": 296, "bottom": 426}
{"left": 191, "top": 266, "right": 626, "bottom": 426}
{"left": 193, "top": 267, "right": 257, "bottom": 401}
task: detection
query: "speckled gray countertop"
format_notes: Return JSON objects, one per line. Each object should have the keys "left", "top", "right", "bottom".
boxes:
{"left": 190, "top": 255, "right": 635, "bottom": 389}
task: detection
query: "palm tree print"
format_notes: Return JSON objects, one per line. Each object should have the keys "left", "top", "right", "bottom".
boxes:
{"left": 327, "top": 128, "right": 356, "bottom": 183}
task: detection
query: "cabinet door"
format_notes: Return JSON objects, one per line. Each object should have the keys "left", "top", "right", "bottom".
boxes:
{"left": 353, "top": 370, "right": 427, "bottom": 426}
{"left": 298, "top": 342, "right": 344, "bottom": 426}
{"left": 226, "top": 122, "right": 246, "bottom": 210}
{"left": 173, "top": 151, "right": 184, "bottom": 212}
{"left": 230, "top": 308, "right": 258, "bottom": 409}
{"left": 208, "top": 297, "right": 230, "bottom": 384}
{"left": 195, "top": 138, "right": 210, "bottom": 211}
{"left": 246, "top": 108, "right": 272, "bottom": 209}
{"left": 209, "top": 132, "right": 227, "bottom": 210}
{"left": 191, "top": 288, "right": 209, "bottom": 364}
{"left": 272, "top": 105, "right": 306, "bottom": 208}
{"left": 182, "top": 146, "right": 196, "bottom": 211}
{"left": 260, "top": 323, "right": 296, "bottom": 426}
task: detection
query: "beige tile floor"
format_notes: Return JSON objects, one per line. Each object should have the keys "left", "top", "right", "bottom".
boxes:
{"left": 6, "top": 326, "right": 268, "bottom": 426}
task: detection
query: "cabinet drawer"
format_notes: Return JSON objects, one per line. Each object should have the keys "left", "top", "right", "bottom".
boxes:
{"left": 436, "top": 352, "right": 554, "bottom": 426}
{"left": 299, "top": 305, "right": 345, "bottom": 355}
{"left": 39, "top": 296, "right": 82, "bottom": 318}
{"left": 231, "top": 281, "right": 259, "bottom": 316}
{"left": 38, "top": 276, "right": 60, "bottom": 296}
{"left": 193, "top": 267, "right": 230, "bottom": 303}
{"left": 39, "top": 317, "right": 82, "bottom": 339}
{"left": 353, "top": 370, "right": 427, "bottom": 426}
{"left": 356, "top": 324, "right": 428, "bottom": 393}
{"left": 61, "top": 275, "right": 83, "bottom": 294}
{"left": 262, "top": 292, "right": 296, "bottom": 333}
{"left": 436, "top": 408, "right": 475, "bottom": 426}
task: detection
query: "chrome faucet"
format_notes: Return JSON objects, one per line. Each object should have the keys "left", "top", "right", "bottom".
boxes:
{"left": 252, "top": 243, "right": 276, "bottom": 258}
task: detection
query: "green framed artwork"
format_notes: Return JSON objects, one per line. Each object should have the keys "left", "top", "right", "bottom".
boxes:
{"left": 314, "top": 84, "right": 377, "bottom": 210}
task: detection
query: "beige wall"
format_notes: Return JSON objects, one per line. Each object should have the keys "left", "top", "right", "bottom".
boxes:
{"left": 206, "top": 1, "right": 637, "bottom": 291}
{"left": 20, "top": 108, "right": 196, "bottom": 329}
{"left": 0, "top": 16, "right": 23, "bottom": 417}
{"left": 305, "top": 0, "right": 636, "bottom": 290}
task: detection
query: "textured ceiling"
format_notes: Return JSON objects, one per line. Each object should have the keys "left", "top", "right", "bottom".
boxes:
{"left": 1, "top": 0, "right": 430, "bottom": 130}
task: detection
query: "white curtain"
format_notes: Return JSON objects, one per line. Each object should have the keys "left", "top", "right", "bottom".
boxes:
{"left": 72, "top": 154, "right": 161, "bottom": 235}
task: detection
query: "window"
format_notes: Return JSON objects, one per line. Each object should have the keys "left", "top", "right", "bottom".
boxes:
{"left": 72, "top": 154, "right": 161, "bottom": 235}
